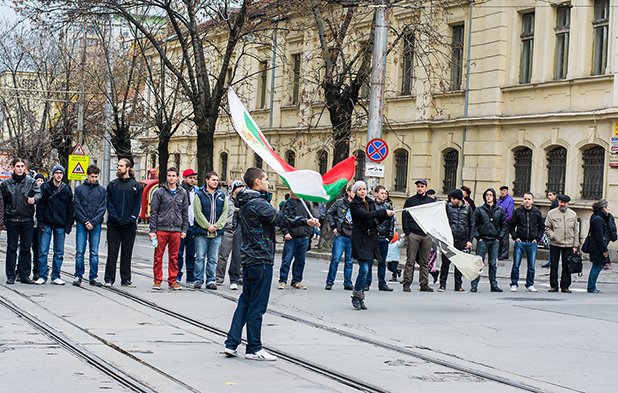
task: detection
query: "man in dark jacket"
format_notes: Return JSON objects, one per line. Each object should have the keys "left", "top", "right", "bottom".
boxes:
{"left": 402, "top": 178, "right": 435, "bottom": 292}
{"left": 104, "top": 158, "right": 143, "bottom": 287}
{"left": 470, "top": 188, "right": 507, "bottom": 292}
{"left": 72, "top": 165, "right": 106, "bottom": 287}
{"left": 0, "top": 158, "right": 41, "bottom": 284}
{"left": 439, "top": 189, "right": 473, "bottom": 292}
{"left": 216, "top": 180, "right": 245, "bottom": 289}
{"left": 149, "top": 167, "right": 189, "bottom": 290}
{"left": 367, "top": 185, "right": 394, "bottom": 291}
{"left": 509, "top": 192, "right": 544, "bottom": 292}
{"left": 34, "top": 164, "right": 74, "bottom": 285}
{"left": 278, "top": 192, "right": 312, "bottom": 289}
{"left": 224, "top": 168, "right": 319, "bottom": 361}
{"left": 324, "top": 185, "right": 354, "bottom": 290}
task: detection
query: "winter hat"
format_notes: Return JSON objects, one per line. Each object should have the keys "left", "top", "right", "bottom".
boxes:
{"left": 351, "top": 180, "right": 366, "bottom": 194}
{"left": 450, "top": 188, "right": 464, "bottom": 201}
{"left": 34, "top": 173, "right": 45, "bottom": 181}
{"left": 391, "top": 232, "right": 400, "bottom": 243}
{"left": 558, "top": 194, "right": 571, "bottom": 203}
{"left": 592, "top": 199, "right": 608, "bottom": 213}
{"left": 51, "top": 164, "right": 65, "bottom": 175}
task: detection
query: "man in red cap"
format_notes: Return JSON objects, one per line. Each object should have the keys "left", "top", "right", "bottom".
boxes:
{"left": 177, "top": 168, "right": 198, "bottom": 283}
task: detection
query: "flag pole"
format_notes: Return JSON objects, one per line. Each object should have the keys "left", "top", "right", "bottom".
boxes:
{"left": 299, "top": 199, "right": 315, "bottom": 220}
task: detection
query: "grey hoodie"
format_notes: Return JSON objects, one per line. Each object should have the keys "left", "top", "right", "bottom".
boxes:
{"left": 149, "top": 183, "right": 189, "bottom": 233}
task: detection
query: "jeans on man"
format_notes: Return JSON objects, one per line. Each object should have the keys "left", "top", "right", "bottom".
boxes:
{"left": 225, "top": 263, "right": 273, "bottom": 354}
{"left": 471, "top": 239, "right": 499, "bottom": 290}
{"left": 353, "top": 260, "right": 372, "bottom": 292}
{"left": 177, "top": 226, "right": 196, "bottom": 282}
{"left": 439, "top": 239, "right": 465, "bottom": 290}
{"left": 549, "top": 245, "right": 572, "bottom": 290}
{"left": 104, "top": 223, "right": 137, "bottom": 284}
{"left": 326, "top": 235, "right": 353, "bottom": 287}
{"left": 216, "top": 227, "right": 243, "bottom": 284}
{"left": 587, "top": 263, "right": 604, "bottom": 292}
{"left": 32, "top": 227, "right": 40, "bottom": 277}
{"left": 38, "top": 225, "right": 66, "bottom": 281}
{"left": 279, "top": 237, "right": 308, "bottom": 284}
{"left": 5, "top": 220, "right": 34, "bottom": 281}
{"left": 194, "top": 235, "right": 222, "bottom": 285}
{"left": 510, "top": 241, "right": 538, "bottom": 288}
{"left": 74, "top": 222, "right": 102, "bottom": 282}
{"left": 403, "top": 233, "right": 432, "bottom": 287}
{"left": 153, "top": 231, "right": 181, "bottom": 285}
{"left": 366, "top": 238, "right": 389, "bottom": 288}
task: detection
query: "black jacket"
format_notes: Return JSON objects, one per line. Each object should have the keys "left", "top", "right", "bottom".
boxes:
{"left": 588, "top": 212, "right": 611, "bottom": 265}
{"left": 74, "top": 180, "right": 106, "bottom": 226}
{"left": 325, "top": 197, "right": 353, "bottom": 237}
{"left": 237, "top": 189, "right": 308, "bottom": 266}
{"left": 402, "top": 193, "right": 434, "bottom": 236}
{"left": 350, "top": 196, "right": 389, "bottom": 263}
{"left": 106, "top": 177, "right": 143, "bottom": 227}
{"left": 38, "top": 181, "right": 74, "bottom": 233}
{"left": 281, "top": 198, "right": 312, "bottom": 238}
{"left": 0, "top": 173, "right": 41, "bottom": 222}
{"left": 509, "top": 205, "right": 544, "bottom": 242}
{"left": 446, "top": 201, "right": 474, "bottom": 242}
{"left": 472, "top": 203, "right": 507, "bottom": 241}
{"left": 375, "top": 200, "right": 395, "bottom": 240}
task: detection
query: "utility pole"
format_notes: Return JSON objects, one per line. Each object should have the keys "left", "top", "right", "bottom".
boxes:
{"left": 366, "top": 0, "right": 390, "bottom": 191}
{"left": 76, "top": 23, "right": 88, "bottom": 146}
{"left": 460, "top": 0, "right": 474, "bottom": 187}
{"left": 102, "top": 18, "right": 113, "bottom": 186}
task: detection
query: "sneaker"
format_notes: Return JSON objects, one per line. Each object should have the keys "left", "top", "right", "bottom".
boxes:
{"left": 186, "top": 281, "right": 195, "bottom": 286}
{"left": 588, "top": 289, "right": 601, "bottom": 294}
{"left": 52, "top": 278, "right": 66, "bottom": 286}
{"left": 205, "top": 283, "right": 217, "bottom": 290}
{"left": 6, "top": 278, "right": 15, "bottom": 285}
{"left": 103, "top": 281, "right": 112, "bottom": 287}
{"left": 324, "top": 284, "right": 332, "bottom": 290}
{"left": 419, "top": 285, "right": 434, "bottom": 292}
{"left": 121, "top": 281, "right": 135, "bottom": 288}
{"left": 378, "top": 285, "right": 393, "bottom": 292}
{"left": 34, "top": 278, "right": 45, "bottom": 285}
{"left": 152, "top": 282, "right": 162, "bottom": 290}
{"left": 229, "top": 283, "right": 238, "bottom": 290}
{"left": 194, "top": 282, "right": 203, "bottom": 289}
{"left": 548, "top": 288, "right": 558, "bottom": 292}
{"left": 89, "top": 280, "right": 103, "bottom": 287}
{"left": 403, "top": 284, "right": 411, "bottom": 292}
{"left": 245, "top": 349, "right": 277, "bottom": 361}
{"left": 541, "top": 262, "right": 551, "bottom": 268}
{"left": 490, "top": 287, "right": 503, "bottom": 293}
{"left": 223, "top": 347, "right": 238, "bottom": 357}
{"left": 510, "top": 285, "right": 517, "bottom": 292}
{"left": 20, "top": 277, "right": 35, "bottom": 284}
{"left": 343, "top": 285, "right": 353, "bottom": 290}
{"left": 72, "top": 278, "right": 82, "bottom": 287}
{"left": 170, "top": 283, "right": 182, "bottom": 291}
{"left": 457, "top": 288, "right": 466, "bottom": 293}
{"left": 437, "top": 286, "right": 445, "bottom": 292}
{"left": 561, "top": 288, "right": 572, "bottom": 293}
{"left": 33, "top": 274, "right": 40, "bottom": 281}
{"left": 526, "top": 286, "right": 538, "bottom": 292}
{"left": 470, "top": 287, "right": 478, "bottom": 293}
{"left": 291, "top": 282, "right": 307, "bottom": 290}
{"left": 278, "top": 282, "right": 286, "bottom": 290}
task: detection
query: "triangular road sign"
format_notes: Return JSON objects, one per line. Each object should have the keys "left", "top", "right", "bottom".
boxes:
{"left": 72, "top": 143, "right": 86, "bottom": 155}
{"left": 72, "top": 162, "right": 85, "bottom": 174}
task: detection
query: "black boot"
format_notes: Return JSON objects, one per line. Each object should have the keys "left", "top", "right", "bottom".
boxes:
{"left": 351, "top": 291, "right": 362, "bottom": 310}
{"left": 358, "top": 291, "right": 367, "bottom": 310}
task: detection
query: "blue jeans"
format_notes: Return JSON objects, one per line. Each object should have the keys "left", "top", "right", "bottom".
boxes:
{"left": 366, "top": 239, "right": 389, "bottom": 288}
{"left": 354, "top": 260, "right": 372, "bottom": 292}
{"left": 471, "top": 239, "right": 499, "bottom": 290}
{"left": 587, "top": 263, "right": 604, "bottom": 292}
{"left": 194, "top": 235, "right": 222, "bottom": 285}
{"left": 510, "top": 241, "right": 537, "bottom": 288}
{"left": 225, "top": 263, "right": 273, "bottom": 354}
{"left": 177, "top": 226, "right": 196, "bottom": 282}
{"left": 38, "top": 225, "right": 66, "bottom": 281}
{"left": 326, "top": 235, "right": 353, "bottom": 287}
{"left": 74, "top": 223, "right": 102, "bottom": 281}
{"left": 279, "top": 237, "right": 308, "bottom": 284}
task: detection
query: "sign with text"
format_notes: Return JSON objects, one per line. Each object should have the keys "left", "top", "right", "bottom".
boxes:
{"left": 365, "top": 162, "right": 385, "bottom": 178}
{"left": 67, "top": 155, "right": 90, "bottom": 181}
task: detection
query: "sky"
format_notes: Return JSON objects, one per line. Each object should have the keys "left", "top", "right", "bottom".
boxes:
{"left": 0, "top": 3, "right": 18, "bottom": 24}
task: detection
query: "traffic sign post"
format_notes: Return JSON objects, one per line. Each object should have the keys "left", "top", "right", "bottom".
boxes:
{"left": 68, "top": 155, "right": 90, "bottom": 181}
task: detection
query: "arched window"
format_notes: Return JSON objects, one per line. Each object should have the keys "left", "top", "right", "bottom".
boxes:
{"left": 546, "top": 146, "right": 567, "bottom": 195}
{"left": 220, "top": 152, "right": 228, "bottom": 181}
{"left": 285, "top": 150, "right": 296, "bottom": 167}
{"left": 354, "top": 150, "right": 365, "bottom": 182}
{"left": 254, "top": 153, "right": 263, "bottom": 169}
{"left": 513, "top": 147, "right": 532, "bottom": 197}
{"left": 442, "top": 149, "right": 458, "bottom": 194}
{"left": 581, "top": 145, "right": 605, "bottom": 200}
{"left": 318, "top": 150, "right": 328, "bottom": 175}
{"left": 394, "top": 149, "right": 409, "bottom": 192}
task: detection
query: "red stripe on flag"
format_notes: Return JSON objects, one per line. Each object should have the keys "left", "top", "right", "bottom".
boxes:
{"left": 322, "top": 156, "right": 356, "bottom": 184}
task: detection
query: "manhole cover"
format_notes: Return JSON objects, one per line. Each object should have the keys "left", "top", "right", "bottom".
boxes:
{"left": 501, "top": 297, "right": 564, "bottom": 302}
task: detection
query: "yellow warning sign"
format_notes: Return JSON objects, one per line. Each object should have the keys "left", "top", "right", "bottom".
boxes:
{"left": 68, "top": 155, "right": 90, "bottom": 181}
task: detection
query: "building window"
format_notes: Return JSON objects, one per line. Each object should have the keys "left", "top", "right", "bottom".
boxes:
{"left": 354, "top": 150, "right": 365, "bottom": 182}
{"left": 150, "top": 152, "right": 157, "bottom": 168}
{"left": 220, "top": 152, "right": 228, "bottom": 181}
{"left": 257, "top": 60, "right": 268, "bottom": 109}
{"left": 442, "top": 149, "right": 458, "bottom": 194}
{"left": 520, "top": 12, "right": 535, "bottom": 84}
{"left": 450, "top": 24, "right": 464, "bottom": 91}
{"left": 173, "top": 153, "right": 181, "bottom": 170}
{"left": 291, "top": 53, "right": 301, "bottom": 105}
{"left": 581, "top": 146, "right": 605, "bottom": 200}
{"left": 394, "top": 149, "right": 409, "bottom": 192}
{"left": 285, "top": 150, "right": 295, "bottom": 167}
{"left": 592, "top": 0, "right": 609, "bottom": 75}
{"left": 546, "top": 146, "right": 567, "bottom": 196}
{"left": 554, "top": 5, "right": 570, "bottom": 80}
{"left": 401, "top": 32, "right": 414, "bottom": 95}
{"left": 254, "top": 153, "right": 263, "bottom": 169}
{"left": 318, "top": 150, "right": 328, "bottom": 175}
{"left": 513, "top": 147, "right": 532, "bottom": 197}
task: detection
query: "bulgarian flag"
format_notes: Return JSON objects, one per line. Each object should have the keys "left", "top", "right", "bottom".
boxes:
{"left": 227, "top": 88, "right": 355, "bottom": 202}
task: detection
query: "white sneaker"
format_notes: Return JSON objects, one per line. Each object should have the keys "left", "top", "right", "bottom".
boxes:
{"left": 510, "top": 285, "right": 517, "bottom": 292}
{"left": 526, "top": 286, "right": 538, "bottom": 292}
{"left": 245, "top": 349, "right": 277, "bottom": 361}
{"left": 230, "top": 283, "right": 238, "bottom": 290}
{"left": 52, "top": 278, "right": 65, "bottom": 286}
{"left": 223, "top": 347, "right": 238, "bottom": 357}
{"left": 103, "top": 281, "right": 112, "bottom": 287}
{"left": 34, "top": 278, "right": 45, "bottom": 285}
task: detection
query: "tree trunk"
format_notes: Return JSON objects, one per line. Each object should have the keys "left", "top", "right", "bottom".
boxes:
{"left": 329, "top": 104, "right": 353, "bottom": 166}
{"left": 111, "top": 126, "right": 134, "bottom": 163}
{"left": 157, "top": 134, "right": 170, "bottom": 184}
{"left": 194, "top": 114, "right": 215, "bottom": 186}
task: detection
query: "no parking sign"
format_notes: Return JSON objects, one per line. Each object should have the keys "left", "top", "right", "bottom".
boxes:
{"left": 365, "top": 138, "right": 389, "bottom": 163}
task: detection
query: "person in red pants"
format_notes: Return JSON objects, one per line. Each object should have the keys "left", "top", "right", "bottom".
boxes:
{"left": 149, "top": 167, "right": 189, "bottom": 290}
